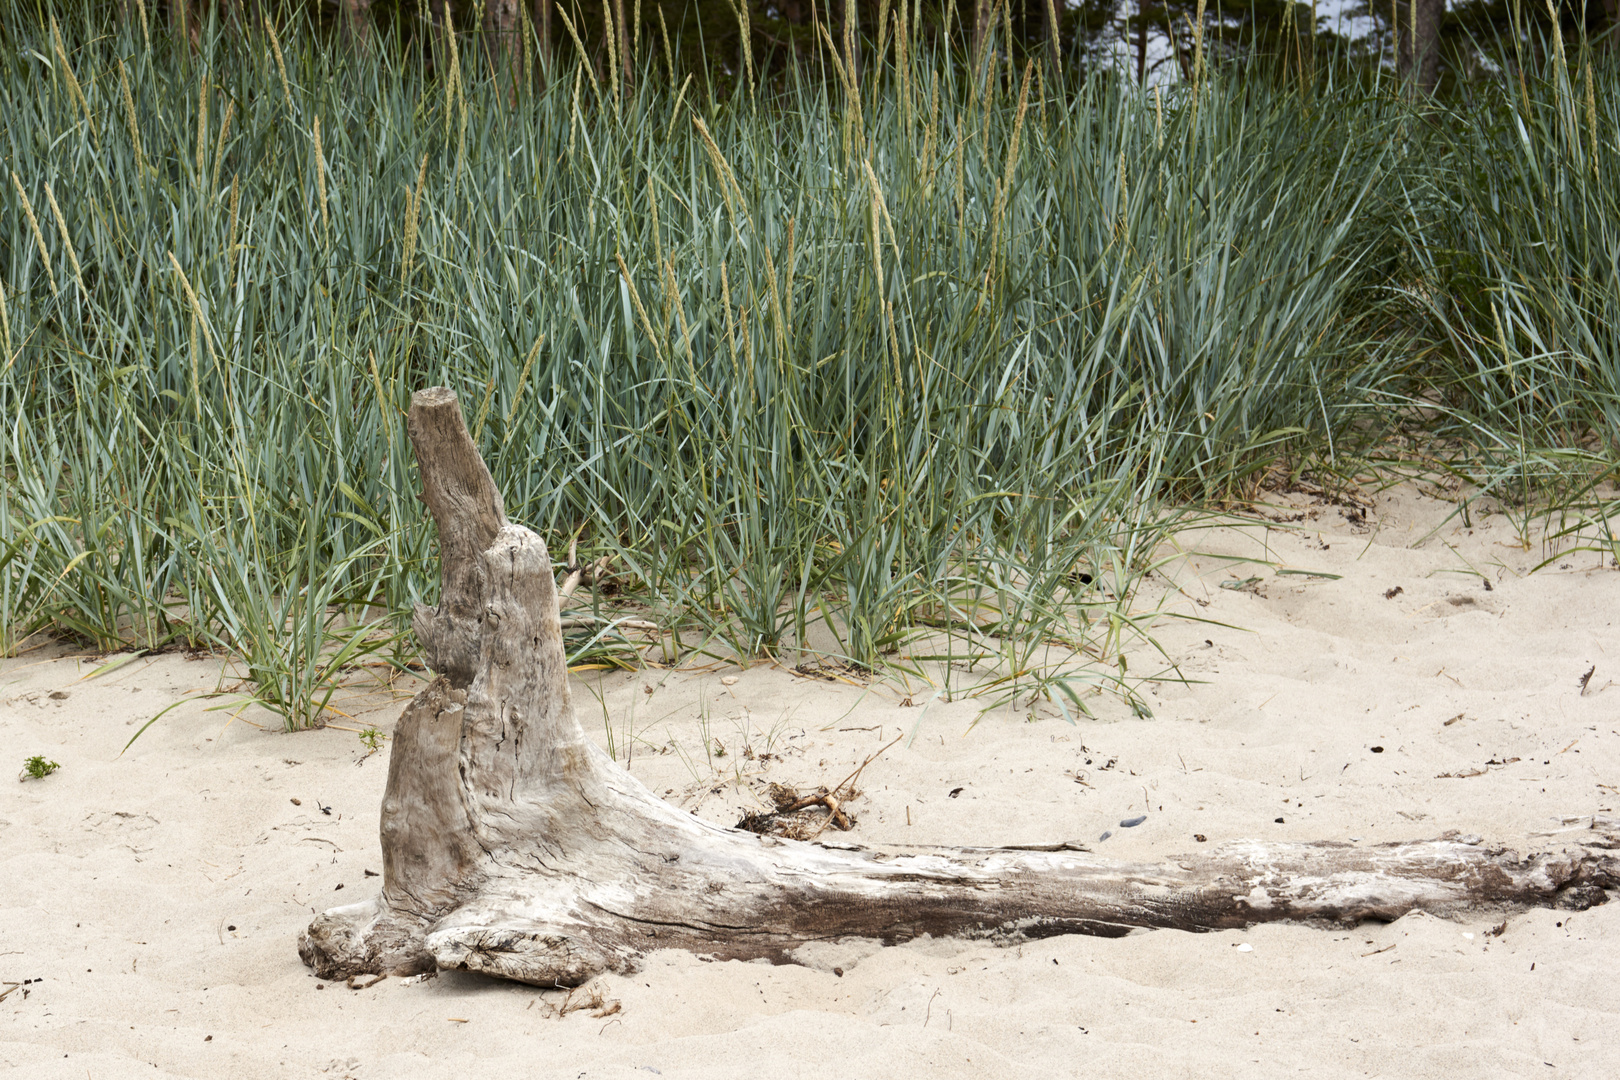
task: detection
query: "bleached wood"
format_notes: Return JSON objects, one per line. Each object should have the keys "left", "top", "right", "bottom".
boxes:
{"left": 298, "top": 388, "right": 1618, "bottom": 988}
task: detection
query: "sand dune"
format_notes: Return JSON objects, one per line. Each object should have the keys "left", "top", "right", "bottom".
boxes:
{"left": 4, "top": 484, "right": 1617, "bottom": 1078}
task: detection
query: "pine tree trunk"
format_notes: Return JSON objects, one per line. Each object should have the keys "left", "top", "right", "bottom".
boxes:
{"left": 616, "top": 0, "right": 630, "bottom": 86}
{"left": 1397, "top": 0, "right": 1446, "bottom": 94}
{"left": 1043, "top": 0, "right": 1062, "bottom": 78}
{"left": 334, "top": 0, "right": 375, "bottom": 49}
{"left": 1136, "top": 6, "right": 1149, "bottom": 84}
{"left": 534, "top": 0, "right": 551, "bottom": 66}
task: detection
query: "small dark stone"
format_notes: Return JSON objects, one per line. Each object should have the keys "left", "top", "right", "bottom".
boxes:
{"left": 1099, "top": 830, "right": 1113, "bottom": 841}
{"left": 1369, "top": 746, "right": 1384, "bottom": 753}
{"left": 1275, "top": 817, "right": 1285, "bottom": 823}
{"left": 1119, "top": 815, "right": 1146, "bottom": 828}
{"left": 1194, "top": 834, "right": 1208, "bottom": 842}
{"left": 334, "top": 884, "right": 344, "bottom": 890}
{"left": 833, "top": 967, "right": 843, "bottom": 977}
{"left": 226, "top": 925, "right": 235, "bottom": 931}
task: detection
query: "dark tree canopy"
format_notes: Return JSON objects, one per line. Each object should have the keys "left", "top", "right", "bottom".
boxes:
{"left": 80, "top": 0, "right": 1619, "bottom": 92}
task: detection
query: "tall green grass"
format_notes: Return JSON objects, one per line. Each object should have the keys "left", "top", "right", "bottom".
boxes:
{"left": 0, "top": 7, "right": 1444, "bottom": 725}
{"left": 1382, "top": 30, "right": 1620, "bottom": 545}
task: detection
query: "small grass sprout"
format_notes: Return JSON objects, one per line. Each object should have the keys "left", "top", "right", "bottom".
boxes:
{"left": 21, "top": 755, "right": 61, "bottom": 781}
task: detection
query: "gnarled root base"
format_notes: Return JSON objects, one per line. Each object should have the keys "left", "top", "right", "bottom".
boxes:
{"left": 299, "top": 897, "right": 436, "bottom": 980}
{"left": 299, "top": 388, "right": 1619, "bottom": 989}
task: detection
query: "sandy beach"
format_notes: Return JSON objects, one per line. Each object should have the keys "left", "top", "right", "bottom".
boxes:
{"left": 4, "top": 482, "right": 1617, "bottom": 1079}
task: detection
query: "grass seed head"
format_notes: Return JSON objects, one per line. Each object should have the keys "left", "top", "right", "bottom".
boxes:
{"left": 10, "top": 172, "right": 56, "bottom": 293}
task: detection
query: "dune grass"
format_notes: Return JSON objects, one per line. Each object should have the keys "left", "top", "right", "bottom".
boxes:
{"left": 1, "top": 6, "right": 1613, "bottom": 727}
{"left": 1373, "top": 28, "right": 1620, "bottom": 553}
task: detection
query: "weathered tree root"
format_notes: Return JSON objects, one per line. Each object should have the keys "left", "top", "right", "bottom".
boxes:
{"left": 299, "top": 388, "right": 1618, "bottom": 989}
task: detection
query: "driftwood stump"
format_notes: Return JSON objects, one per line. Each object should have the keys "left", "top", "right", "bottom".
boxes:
{"left": 299, "top": 388, "right": 1619, "bottom": 988}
